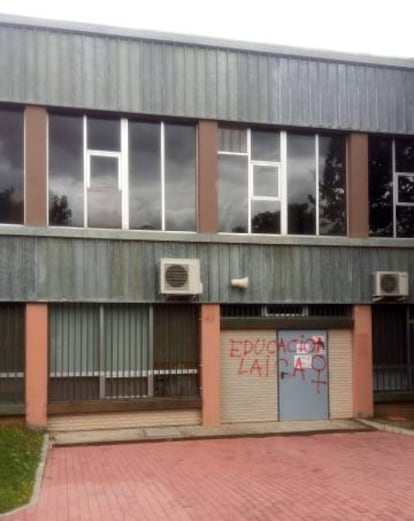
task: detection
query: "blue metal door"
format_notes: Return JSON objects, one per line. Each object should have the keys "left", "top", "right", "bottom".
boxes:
{"left": 278, "top": 330, "right": 329, "bottom": 421}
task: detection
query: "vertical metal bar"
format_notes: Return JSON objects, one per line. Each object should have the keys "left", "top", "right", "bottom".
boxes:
{"left": 148, "top": 306, "right": 154, "bottom": 397}
{"left": 99, "top": 305, "right": 105, "bottom": 399}
{"left": 83, "top": 115, "right": 88, "bottom": 227}
{"left": 280, "top": 131, "right": 288, "bottom": 235}
{"left": 315, "top": 135, "right": 320, "bottom": 235}
{"left": 247, "top": 129, "right": 252, "bottom": 233}
{"left": 161, "top": 122, "right": 166, "bottom": 230}
{"left": 392, "top": 139, "right": 397, "bottom": 238}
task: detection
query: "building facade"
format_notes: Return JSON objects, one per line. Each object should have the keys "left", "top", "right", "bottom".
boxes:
{"left": 0, "top": 14, "right": 413, "bottom": 430}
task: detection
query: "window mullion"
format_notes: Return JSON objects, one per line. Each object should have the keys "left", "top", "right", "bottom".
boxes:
{"left": 247, "top": 128, "right": 252, "bottom": 233}
{"left": 393, "top": 139, "right": 397, "bottom": 236}
{"left": 161, "top": 122, "right": 166, "bottom": 231}
{"left": 83, "top": 115, "right": 88, "bottom": 228}
{"left": 280, "top": 131, "right": 288, "bottom": 235}
{"left": 315, "top": 134, "right": 320, "bottom": 236}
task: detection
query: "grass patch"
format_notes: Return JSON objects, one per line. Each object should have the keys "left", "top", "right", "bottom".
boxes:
{"left": 0, "top": 425, "right": 43, "bottom": 514}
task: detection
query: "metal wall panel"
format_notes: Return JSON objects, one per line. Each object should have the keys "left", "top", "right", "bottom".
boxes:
{"left": 1, "top": 24, "right": 414, "bottom": 133}
{"left": 0, "top": 236, "right": 414, "bottom": 303}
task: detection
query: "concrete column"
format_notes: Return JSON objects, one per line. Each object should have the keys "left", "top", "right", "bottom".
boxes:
{"left": 197, "top": 121, "right": 218, "bottom": 233}
{"left": 353, "top": 305, "right": 374, "bottom": 417}
{"left": 201, "top": 304, "right": 221, "bottom": 426}
{"left": 25, "top": 303, "right": 48, "bottom": 429}
{"left": 348, "top": 133, "right": 369, "bottom": 238}
{"left": 25, "top": 106, "right": 48, "bottom": 226}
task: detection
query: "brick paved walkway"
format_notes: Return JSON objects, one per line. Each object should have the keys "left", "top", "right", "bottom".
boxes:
{"left": 8, "top": 432, "right": 414, "bottom": 521}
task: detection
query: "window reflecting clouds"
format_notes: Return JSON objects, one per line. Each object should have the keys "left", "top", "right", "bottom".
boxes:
{"left": 218, "top": 155, "right": 248, "bottom": 233}
{"left": 251, "top": 201, "right": 280, "bottom": 234}
{"left": 0, "top": 109, "right": 23, "bottom": 224}
{"left": 164, "top": 124, "right": 196, "bottom": 231}
{"left": 129, "top": 122, "right": 161, "bottom": 230}
{"left": 49, "top": 115, "right": 196, "bottom": 231}
{"left": 251, "top": 130, "right": 280, "bottom": 162}
{"left": 287, "top": 134, "right": 316, "bottom": 235}
{"left": 88, "top": 117, "right": 120, "bottom": 151}
{"left": 319, "top": 135, "right": 347, "bottom": 236}
{"left": 369, "top": 136, "right": 414, "bottom": 238}
{"left": 49, "top": 114, "right": 84, "bottom": 226}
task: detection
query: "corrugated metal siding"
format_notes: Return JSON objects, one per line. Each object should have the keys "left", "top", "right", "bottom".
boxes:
{"left": 1, "top": 236, "right": 414, "bottom": 303}
{"left": 0, "top": 25, "right": 414, "bottom": 133}
{"left": 328, "top": 329, "right": 353, "bottom": 419}
{"left": 48, "top": 410, "right": 201, "bottom": 431}
{"left": 221, "top": 330, "right": 277, "bottom": 423}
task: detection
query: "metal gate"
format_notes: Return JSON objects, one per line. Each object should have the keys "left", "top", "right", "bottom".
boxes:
{"left": 49, "top": 303, "right": 199, "bottom": 403}
{"left": 0, "top": 304, "right": 25, "bottom": 414}
{"left": 278, "top": 330, "right": 329, "bottom": 420}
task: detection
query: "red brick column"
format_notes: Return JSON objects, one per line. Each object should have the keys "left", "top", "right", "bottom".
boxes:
{"left": 348, "top": 133, "right": 369, "bottom": 238}
{"left": 25, "top": 106, "right": 48, "bottom": 226}
{"left": 201, "top": 304, "right": 221, "bottom": 426}
{"left": 353, "top": 305, "right": 374, "bottom": 417}
{"left": 25, "top": 304, "right": 48, "bottom": 429}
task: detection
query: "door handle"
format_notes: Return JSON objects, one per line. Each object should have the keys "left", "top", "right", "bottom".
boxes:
{"left": 280, "top": 371, "right": 289, "bottom": 380}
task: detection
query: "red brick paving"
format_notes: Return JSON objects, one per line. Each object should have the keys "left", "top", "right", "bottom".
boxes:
{"left": 8, "top": 431, "right": 414, "bottom": 521}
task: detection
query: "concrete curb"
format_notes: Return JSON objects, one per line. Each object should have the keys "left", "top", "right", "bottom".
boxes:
{"left": 1, "top": 434, "right": 49, "bottom": 517}
{"left": 357, "top": 418, "right": 414, "bottom": 437}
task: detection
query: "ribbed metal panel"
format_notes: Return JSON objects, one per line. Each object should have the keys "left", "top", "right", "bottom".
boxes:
{"left": 1, "top": 24, "right": 414, "bottom": 133}
{"left": 221, "top": 330, "right": 278, "bottom": 422}
{"left": 328, "top": 329, "right": 353, "bottom": 419}
{"left": 0, "top": 236, "right": 411, "bottom": 303}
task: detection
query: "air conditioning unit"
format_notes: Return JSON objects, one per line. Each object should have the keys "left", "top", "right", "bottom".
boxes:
{"left": 160, "top": 258, "right": 202, "bottom": 295}
{"left": 372, "top": 271, "right": 409, "bottom": 301}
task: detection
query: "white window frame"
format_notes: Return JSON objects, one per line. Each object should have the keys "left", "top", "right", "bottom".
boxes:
{"left": 218, "top": 129, "right": 344, "bottom": 236}
{"left": 83, "top": 116, "right": 129, "bottom": 229}
{"left": 392, "top": 139, "right": 414, "bottom": 237}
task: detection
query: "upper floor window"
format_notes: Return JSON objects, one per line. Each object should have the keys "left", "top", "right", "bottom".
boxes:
{"left": 0, "top": 109, "right": 24, "bottom": 224}
{"left": 369, "top": 136, "right": 414, "bottom": 238}
{"left": 49, "top": 114, "right": 196, "bottom": 231}
{"left": 218, "top": 127, "right": 346, "bottom": 235}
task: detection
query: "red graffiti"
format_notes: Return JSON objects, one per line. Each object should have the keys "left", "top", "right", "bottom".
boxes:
{"left": 228, "top": 336, "right": 328, "bottom": 393}
{"left": 292, "top": 357, "right": 306, "bottom": 380}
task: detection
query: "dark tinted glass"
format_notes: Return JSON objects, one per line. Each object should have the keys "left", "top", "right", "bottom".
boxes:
{"left": 251, "top": 130, "right": 280, "bottom": 161}
{"left": 88, "top": 117, "right": 120, "bottom": 151}
{"left": 251, "top": 200, "right": 280, "bottom": 234}
{"left": 164, "top": 124, "right": 196, "bottom": 231}
{"left": 218, "top": 155, "right": 248, "bottom": 233}
{"left": 90, "top": 156, "right": 119, "bottom": 189}
{"left": 129, "top": 122, "right": 161, "bottom": 230}
{"left": 218, "top": 127, "right": 247, "bottom": 153}
{"left": 369, "top": 136, "right": 393, "bottom": 237}
{"left": 87, "top": 189, "right": 122, "bottom": 228}
{"left": 287, "top": 134, "right": 316, "bottom": 235}
{"left": 0, "top": 109, "right": 23, "bottom": 224}
{"left": 398, "top": 175, "right": 414, "bottom": 203}
{"left": 253, "top": 165, "right": 278, "bottom": 197}
{"left": 395, "top": 138, "right": 414, "bottom": 173}
{"left": 396, "top": 206, "right": 414, "bottom": 237}
{"left": 319, "top": 135, "right": 347, "bottom": 236}
{"left": 49, "top": 114, "right": 84, "bottom": 226}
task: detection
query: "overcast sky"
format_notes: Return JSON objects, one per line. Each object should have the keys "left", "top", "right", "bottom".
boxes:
{"left": 0, "top": 0, "right": 413, "bottom": 59}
